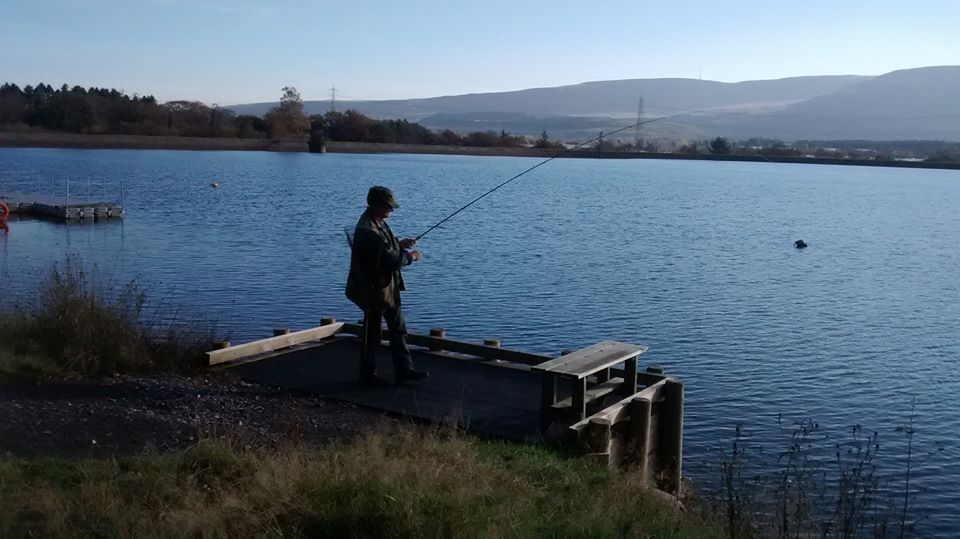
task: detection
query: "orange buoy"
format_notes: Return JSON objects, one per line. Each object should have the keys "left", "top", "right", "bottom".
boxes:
{"left": 0, "top": 201, "right": 9, "bottom": 222}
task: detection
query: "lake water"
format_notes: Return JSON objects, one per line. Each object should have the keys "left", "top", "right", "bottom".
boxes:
{"left": 2, "top": 148, "right": 959, "bottom": 534}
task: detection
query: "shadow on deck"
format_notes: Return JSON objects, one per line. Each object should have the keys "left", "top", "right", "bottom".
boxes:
{"left": 232, "top": 336, "right": 554, "bottom": 441}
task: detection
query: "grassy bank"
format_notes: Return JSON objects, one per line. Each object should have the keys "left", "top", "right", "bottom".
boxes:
{"left": 0, "top": 427, "right": 717, "bottom": 537}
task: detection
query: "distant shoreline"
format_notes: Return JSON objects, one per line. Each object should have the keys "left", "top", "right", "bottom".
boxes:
{"left": 2, "top": 132, "right": 958, "bottom": 170}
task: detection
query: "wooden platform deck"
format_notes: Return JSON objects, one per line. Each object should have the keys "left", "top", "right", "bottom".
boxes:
{"left": 212, "top": 320, "right": 684, "bottom": 494}
{"left": 234, "top": 336, "right": 570, "bottom": 441}
{"left": 2, "top": 192, "right": 123, "bottom": 221}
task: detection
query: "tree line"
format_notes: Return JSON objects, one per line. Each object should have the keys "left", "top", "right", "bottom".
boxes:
{"left": 0, "top": 83, "right": 268, "bottom": 138}
{"left": 3, "top": 82, "right": 956, "bottom": 161}
{"left": 0, "top": 82, "right": 566, "bottom": 149}
{"left": 310, "top": 110, "right": 559, "bottom": 148}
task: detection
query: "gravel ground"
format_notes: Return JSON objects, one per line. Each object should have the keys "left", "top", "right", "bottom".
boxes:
{"left": 0, "top": 374, "right": 393, "bottom": 458}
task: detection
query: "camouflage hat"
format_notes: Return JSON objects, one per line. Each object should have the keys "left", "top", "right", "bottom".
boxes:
{"left": 367, "top": 186, "right": 400, "bottom": 209}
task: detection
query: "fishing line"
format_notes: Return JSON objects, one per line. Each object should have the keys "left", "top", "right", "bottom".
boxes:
{"left": 414, "top": 114, "right": 679, "bottom": 241}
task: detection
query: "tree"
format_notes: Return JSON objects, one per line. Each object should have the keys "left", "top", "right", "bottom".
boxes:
{"left": 235, "top": 114, "right": 267, "bottom": 138}
{"left": 708, "top": 136, "right": 732, "bottom": 154}
{"left": 594, "top": 130, "right": 614, "bottom": 151}
{"left": 0, "top": 83, "right": 26, "bottom": 125}
{"left": 497, "top": 130, "right": 525, "bottom": 148}
{"left": 164, "top": 101, "right": 213, "bottom": 136}
{"left": 534, "top": 130, "right": 551, "bottom": 148}
{"left": 676, "top": 142, "right": 699, "bottom": 154}
{"left": 463, "top": 130, "right": 500, "bottom": 147}
{"left": 322, "top": 110, "right": 373, "bottom": 141}
{"left": 209, "top": 105, "right": 236, "bottom": 137}
{"left": 264, "top": 86, "right": 310, "bottom": 138}
{"left": 758, "top": 143, "right": 802, "bottom": 158}
{"left": 438, "top": 129, "right": 463, "bottom": 146}
{"left": 926, "top": 150, "right": 958, "bottom": 163}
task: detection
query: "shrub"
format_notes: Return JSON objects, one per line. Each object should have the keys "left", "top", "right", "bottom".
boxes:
{"left": 0, "top": 258, "right": 220, "bottom": 378}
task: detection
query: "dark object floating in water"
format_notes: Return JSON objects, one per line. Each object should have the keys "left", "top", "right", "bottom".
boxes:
{"left": 794, "top": 239, "right": 808, "bottom": 249}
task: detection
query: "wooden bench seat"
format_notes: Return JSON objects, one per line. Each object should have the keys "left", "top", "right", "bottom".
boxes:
{"left": 532, "top": 341, "right": 648, "bottom": 424}
{"left": 531, "top": 341, "right": 647, "bottom": 379}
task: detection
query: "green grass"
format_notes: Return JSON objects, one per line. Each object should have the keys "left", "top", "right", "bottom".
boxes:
{"left": 0, "top": 257, "right": 220, "bottom": 380}
{"left": 0, "top": 427, "right": 720, "bottom": 538}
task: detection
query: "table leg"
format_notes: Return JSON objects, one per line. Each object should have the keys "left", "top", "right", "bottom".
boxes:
{"left": 572, "top": 377, "right": 587, "bottom": 422}
{"left": 625, "top": 356, "right": 638, "bottom": 394}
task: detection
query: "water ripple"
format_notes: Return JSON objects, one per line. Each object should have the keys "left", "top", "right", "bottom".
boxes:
{"left": 2, "top": 149, "right": 959, "bottom": 535}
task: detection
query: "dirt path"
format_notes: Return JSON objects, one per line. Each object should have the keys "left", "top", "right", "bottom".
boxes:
{"left": 0, "top": 374, "right": 392, "bottom": 458}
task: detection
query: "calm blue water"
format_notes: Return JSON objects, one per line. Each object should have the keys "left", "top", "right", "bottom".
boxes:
{"left": 2, "top": 148, "right": 959, "bottom": 534}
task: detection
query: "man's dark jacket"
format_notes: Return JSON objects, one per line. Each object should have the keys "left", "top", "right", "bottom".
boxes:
{"left": 345, "top": 209, "right": 412, "bottom": 310}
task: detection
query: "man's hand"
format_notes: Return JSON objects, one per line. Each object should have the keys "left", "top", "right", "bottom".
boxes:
{"left": 399, "top": 238, "right": 417, "bottom": 249}
{"left": 408, "top": 250, "right": 422, "bottom": 262}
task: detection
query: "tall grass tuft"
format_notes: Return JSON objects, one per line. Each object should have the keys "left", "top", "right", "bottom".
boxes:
{"left": 706, "top": 415, "right": 944, "bottom": 538}
{"left": 0, "top": 257, "right": 220, "bottom": 378}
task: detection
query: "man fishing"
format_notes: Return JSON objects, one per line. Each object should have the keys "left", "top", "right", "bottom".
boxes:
{"left": 346, "top": 186, "right": 429, "bottom": 386}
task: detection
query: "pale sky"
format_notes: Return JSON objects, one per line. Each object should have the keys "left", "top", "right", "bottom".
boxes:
{"left": 2, "top": 0, "right": 958, "bottom": 105}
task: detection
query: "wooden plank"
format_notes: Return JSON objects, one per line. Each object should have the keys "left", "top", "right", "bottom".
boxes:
{"left": 603, "top": 367, "right": 666, "bottom": 387}
{"left": 627, "top": 396, "right": 652, "bottom": 481}
{"left": 530, "top": 341, "right": 647, "bottom": 379}
{"left": 210, "top": 337, "right": 344, "bottom": 369}
{"left": 550, "top": 377, "right": 624, "bottom": 411}
{"left": 422, "top": 350, "right": 533, "bottom": 372}
{"left": 530, "top": 341, "right": 618, "bottom": 372}
{"left": 624, "top": 356, "right": 638, "bottom": 394}
{"left": 569, "top": 379, "right": 670, "bottom": 432}
{"left": 207, "top": 322, "right": 345, "bottom": 365}
{"left": 339, "top": 322, "right": 554, "bottom": 365}
{"left": 635, "top": 371, "right": 667, "bottom": 387}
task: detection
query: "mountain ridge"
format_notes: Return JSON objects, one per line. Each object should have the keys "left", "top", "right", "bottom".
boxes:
{"left": 228, "top": 66, "right": 960, "bottom": 141}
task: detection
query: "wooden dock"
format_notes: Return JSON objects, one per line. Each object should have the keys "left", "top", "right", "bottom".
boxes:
{"left": 208, "top": 318, "right": 684, "bottom": 496}
{"left": 1, "top": 192, "right": 124, "bottom": 222}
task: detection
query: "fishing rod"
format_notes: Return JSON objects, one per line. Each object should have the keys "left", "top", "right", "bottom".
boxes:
{"left": 414, "top": 114, "right": 678, "bottom": 241}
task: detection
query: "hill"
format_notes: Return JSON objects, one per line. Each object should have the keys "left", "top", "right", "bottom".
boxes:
{"left": 228, "top": 66, "right": 960, "bottom": 141}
